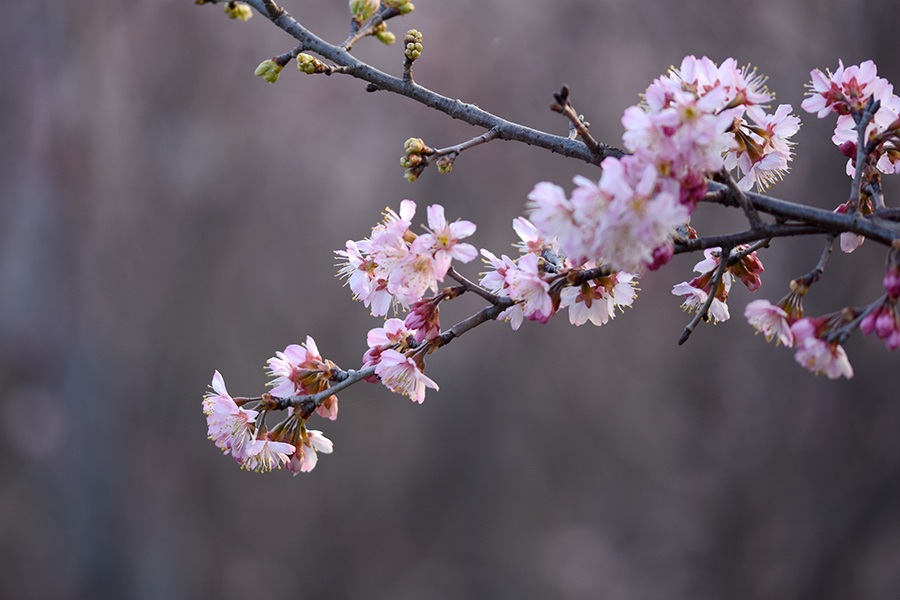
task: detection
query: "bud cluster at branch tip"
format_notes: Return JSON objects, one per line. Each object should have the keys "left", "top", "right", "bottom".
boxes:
{"left": 404, "top": 29, "right": 423, "bottom": 61}
{"left": 297, "top": 54, "right": 327, "bottom": 75}
{"left": 401, "top": 137, "right": 433, "bottom": 181}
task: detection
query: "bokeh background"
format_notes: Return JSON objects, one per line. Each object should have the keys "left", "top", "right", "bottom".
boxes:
{"left": 3, "top": 0, "right": 900, "bottom": 598}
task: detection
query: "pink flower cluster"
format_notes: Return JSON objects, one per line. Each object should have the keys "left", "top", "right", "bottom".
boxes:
{"left": 801, "top": 60, "right": 900, "bottom": 177}
{"left": 362, "top": 318, "right": 439, "bottom": 403}
{"left": 801, "top": 61, "right": 900, "bottom": 254}
{"left": 634, "top": 56, "right": 799, "bottom": 192}
{"left": 527, "top": 56, "right": 799, "bottom": 274}
{"left": 203, "top": 361, "right": 335, "bottom": 474}
{"left": 743, "top": 285, "right": 857, "bottom": 380}
{"left": 672, "top": 248, "right": 734, "bottom": 323}
{"left": 336, "top": 200, "right": 477, "bottom": 315}
{"left": 479, "top": 218, "right": 637, "bottom": 329}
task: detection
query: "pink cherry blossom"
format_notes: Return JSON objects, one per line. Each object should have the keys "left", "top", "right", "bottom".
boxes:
{"left": 287, "top": 429, "right": 334, "bottom": 475}
{"left": 375, "top": 349, "right": 439, "bottom": 403}
{"left": 744, "top": 299, "right": 793, "bottom": 347}
{"left": 672, "top": 282, "right": 730, "bottom": 323}
{"left": 367, "top": 318, "right": 414, "bottom": 348}
{"left": 266, "top": 336, "right": 324, "bottom": 397}
{"left": 414, "top": 204, "right": 478, "bottom": 279}
{"left": 802, "top": 60, "right": 890, "bottom": 118}
{"left": 592, "top": 156, "right": 691, "bottom": 272}
{"left": 242, "top": 438, "right": 296, "bottom": 472}
{"left": 790, "top": 318, "right": 853, "bottom": 379}
{"left": 560, "top": 271, "right": 637, "bottom": 327}
{"left": 504, "top": 253, "right": 554, "bottom": 323}
{"left": 204, "top": 371, "right": 258, "bottom": 460}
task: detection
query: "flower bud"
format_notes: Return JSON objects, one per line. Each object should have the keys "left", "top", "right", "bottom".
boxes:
{"left": 224, "top": 1, "right": 253, "bottom": 20}
{"left": 404, "top": 137, "right": 429, "bottom": 154}
{"left": 349, "top": 0, "right": 379, "bottom": 21}
{"left": 297, "top": 54, "right": 325, "bottom": 74}
{"left": 400, "top": 154, "right": 423, "bottom": 169}
{"left": 375, "top": 28, "right": 396, "bottom": 45}
{"left": 255, "top": 59, "right": 283, "bottom": 83}
{"left": 435, "top": 156, "right": 454, "bottom": 173}
{"left": 885, "top": 264, "right": 900, "bottom": 299}
{"left": 385, "top": 0, "right": 414, "bottom": 12}
{"left": 404, "top": 29, "right": 423, "bottom": 60}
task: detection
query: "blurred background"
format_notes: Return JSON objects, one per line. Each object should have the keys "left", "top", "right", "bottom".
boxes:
{"left": 3, "top": 0, "right": 900, "bottom": 598}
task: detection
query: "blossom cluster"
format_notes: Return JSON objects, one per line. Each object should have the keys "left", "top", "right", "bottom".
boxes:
{"left": 527, "top": 56, "right": 800, "bottom": 275}
{"left": 744, "top": 249, "right": 900, "bottom": 379}
{"left": 802, "top": 60, "right": 900, "bottom": 177}
{"left": 203, "top": 337, "right": 336, "bottom": 474}
{"left": 336, "top": 200, "right": 477, "bottom": 315}
{"left": 801, "top": 60, "right": 900, "bottom": 254}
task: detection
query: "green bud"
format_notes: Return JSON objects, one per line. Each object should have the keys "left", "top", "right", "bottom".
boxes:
{"left": 404, "top": 169, "right": 420, "bottom": 182}
{"left": 297, "top": 54, "right": 325, "bottom": 74}
{"left": 400, "top": 154, "right": 423, "bottom": 169}
{"left": 404, "top": 137, "right": 428, "bottom": 154}
{"left": 398, "top": 2, "right": 414, "bottom": 14}
{"left": 376, "top": 29, "right": 396, "bottom": 45}
{"left": 405, "top": 42, "right": 422, "bottom": 60}
{"left": 349, "top": 0, "right": 379, "bottom": 21}
{"left": 224, "top": 1, "right": 253, "bottom": 20}
{"left": 255, "top": 59, "right": 283, "bottom": 83}
{"left": 436, "top": 156, "right": 454, "bottom": 173}
{"left": 264, "top": 67, "right": 282, "bottom": 83}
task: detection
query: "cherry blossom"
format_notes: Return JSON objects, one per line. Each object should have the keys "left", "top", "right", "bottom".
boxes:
{"left": 503, "top": 253, "right": 554, "bottom": 323}
{"left": 242, "top": 438, "right": 296, "bottom": 472}
{"left": 790, "top": 318, "right": 853, "bottom": 379}
{"left": 414, "top": 204, "right": 478, "bottom": 279}
{"left": 204, "top": 371, "right": 258, "bottom": 460}
{"left": 560, "top": 271, "right": 637, "bottom": 326}
{"left": 744, "top": 299, "right": 793, "bottom": 346}
{"left": 375, "top": 349, "right": 439, "bottom": 403}
{"left": 266, "top": 336, "right": 326, "bottom": 397}
{"left": 287, "top": 429, "right": 334, "bottom": 475}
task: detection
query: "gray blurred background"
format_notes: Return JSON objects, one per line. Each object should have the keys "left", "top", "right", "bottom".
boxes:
{"left": 3, "top": 0, "right": 900, "bottom": 598}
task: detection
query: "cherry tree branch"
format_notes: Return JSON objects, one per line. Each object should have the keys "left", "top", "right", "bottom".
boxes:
{"left": 227, "top": 0, "right": 626, "bottom": 165}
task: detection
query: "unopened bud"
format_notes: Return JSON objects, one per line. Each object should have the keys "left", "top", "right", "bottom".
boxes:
{"left": 375, "top": 28, "right": 396, "bottom": 45}
{"left": 224, "top": 1, "right": 253, "bottom": 20}
{"left": 400, "top": 154, "right": 424, "bottom": 169}
{"left": 297, "top": 54, "right": 325, "bottom": 74}
{"left": 404, "top": 137, "right": 430, "bottom": 154}
{"left": 255, "top": 59, "right": 283, "bottom": 83}
{"left": 385, "top": 0, "right": 412, "bottom": 10}
{"left": 885, "top": 264, "right": 900, "bottom": 299}
{"left": 435, "top": 156, "right": 454, "bottom": 173}
{"left": 349, "top": 0, "right": 379, "bottom": 21}
{"left": 404, "top": 29, "right": 423, "bottom": 60}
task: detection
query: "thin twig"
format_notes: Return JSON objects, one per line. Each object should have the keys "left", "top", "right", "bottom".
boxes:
{"left": 798, "top": 233, "right": 836, "bottom": 287}
{"left": 678, "top": 245, "right": 733, "bottom": 345}
{"left": 341, "top": 6, "right": 402, "bottom": 51}
{"left": 849, "top": 96, "right": 880, "bottom": 211}
{"left": 550, "top": 85, "right": 604, "bottom": 157}
{"left": 234, "top": 0, "right": 625, "bottom": 165}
